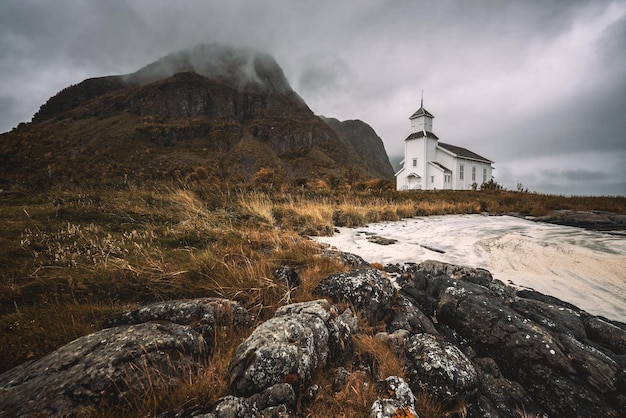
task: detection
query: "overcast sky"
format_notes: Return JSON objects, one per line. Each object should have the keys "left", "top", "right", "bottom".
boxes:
{"left": 1, "top": 0, "right": 625, "bottom": 195}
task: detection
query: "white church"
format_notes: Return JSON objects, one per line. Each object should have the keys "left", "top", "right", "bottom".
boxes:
{"left": 395, "top": 99, "right": 494, "bottom": 190}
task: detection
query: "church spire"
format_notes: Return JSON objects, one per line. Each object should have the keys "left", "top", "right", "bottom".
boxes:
{"left": 409, "top": 90, "right": 434, "bottom": 134}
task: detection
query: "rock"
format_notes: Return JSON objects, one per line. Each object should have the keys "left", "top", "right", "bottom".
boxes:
{"left": 375, "top": 329, "right": 410, "bottom": 358}
{"left": 414, "top": 260, "right": 494, "bottom": 285}
{"left": 511, "top": 296, "right": 587, "bottom": 340}
{"left": 370, "top": 376, "right": 418, "bottom": 418}
{"left": 367, "top": 235, "right": 398, "bottom": 245}
{"left": 213, "top": 396, "right": 260, "bottom": 418}
{"left": 322, "top": 249, "right": 369, "bottom": 269}
{"left": 388, "top": 294, "right": 438, "bottom": 335}
{"left": 419, "top": 266, "right": 624, "bottom": 417}
{"left": 332, "top": 367, "right": 350, "bottom": 392}
{"left": 227, "top": 300, "right": 357, "bottom": 397}
{"left": 532, "top": 210, "right": 626, "bottom": 231}
{"left": 274, "top": 266, "right": 300, "bottom": 289}
{"left": 103, "top": 298, "right": 251, "bottom": 344}
{"left": 405, "top": 333, "right": 478, "bottom": 405}
{"left": 248, "top": 383, "right": 296, "bottom": 411}
{"left": 468, "top": 357, "right": 546, "bottom": 418}
{"left": 313, "top": 267, "right": 396, "bottom": 324}
{"left": 0, "top": 322, "right": 208, "bottom": 417}
{"left": 584, "top": 316, "right": 626, "bottom": 355}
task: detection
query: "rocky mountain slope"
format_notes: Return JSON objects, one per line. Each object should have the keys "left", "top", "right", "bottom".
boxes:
{"left": 321, "top": 117, "right": 395, "bottom": 179}
{"left": 0, "top": 44, "right": 393, "bottom": 188}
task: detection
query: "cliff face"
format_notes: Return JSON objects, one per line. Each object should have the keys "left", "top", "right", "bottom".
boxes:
{"left": 1, "top": 44, "right": 391, "bottom": 188}
{"left": 322, "top": 117, "right": 395, "bottom": 179}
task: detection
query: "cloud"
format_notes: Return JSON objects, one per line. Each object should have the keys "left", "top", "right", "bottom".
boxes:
{"left": 1, "top": 0, "right": 625, "bottom": 195}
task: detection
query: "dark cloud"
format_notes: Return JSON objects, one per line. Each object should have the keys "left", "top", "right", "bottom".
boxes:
{"left": 1, "top": 0, "right": 625, "bottom": 195}
{"left": 542, "top": 169, "right": 610, "bottom": 182}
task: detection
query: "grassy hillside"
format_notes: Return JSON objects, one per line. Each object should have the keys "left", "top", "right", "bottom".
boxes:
{"left": 1, "top": 181, "right": 624, "bottom": 416}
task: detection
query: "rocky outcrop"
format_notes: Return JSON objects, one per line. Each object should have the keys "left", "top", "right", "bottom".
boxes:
{"left": 532, "top": 210, "right": 626, "bottom": 231}
{"left": 1, "top": 257, "right": 625, "bottom": 417}
{"left": 398, "top": 260, "right": 626, "bottom": 417}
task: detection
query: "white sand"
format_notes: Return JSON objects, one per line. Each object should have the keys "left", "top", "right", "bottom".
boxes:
{"left": 312, "top": 215, "right": 626, "bottom": 322}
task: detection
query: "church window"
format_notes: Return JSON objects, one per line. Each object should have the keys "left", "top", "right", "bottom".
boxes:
{"left": 459, "top": 165, "right": 464, "bottom": 180}
{"left": 483, "top": 168, "right": 487, "bottom": 183}
{"left": 431, "top": 176, "right": 434, "bottom": 183}
{"left": 472, "top": 166, "right": 476, "bottom": 181}
{"left": 412, "top": 158, "right": 417, "bottom": 167}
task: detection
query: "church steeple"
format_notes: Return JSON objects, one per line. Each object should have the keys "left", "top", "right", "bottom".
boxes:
{"left": 409, "top": 92, "right": 434, "bottom": 133}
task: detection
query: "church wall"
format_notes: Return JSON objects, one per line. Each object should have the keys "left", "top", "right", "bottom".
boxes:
{"left": 454, "top": 159, "right": 493, "bottom": 189}
{"left": 410, "top": 116, "right": 432, "bottom": 133}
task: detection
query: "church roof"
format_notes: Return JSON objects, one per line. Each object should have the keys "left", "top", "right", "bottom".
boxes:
{"left": 409, "top": 106, "right": 434, "bottom": 119}
{"left": 405, "top": 131, "right": 439, "bottom": 140}
{"left": 438, "top": 142, "right": 493, "bottom": 163}
{"left": 429, "top": 161, "right": 452, "bottom": 172}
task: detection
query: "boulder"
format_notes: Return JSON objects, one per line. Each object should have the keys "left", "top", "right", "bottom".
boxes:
{"left": 405, "top": 333, "right": 478, "bottom": 405}
{"left": 274, "top": 266, "right": 301, "bottom": 289}
{"left": 321, "top": 249, "right": 369, "bottom": 269}
{"left": 227, "top": 299, "right": 356, "bottom": 397}
{"left": 370, "top": 376, "right": 418, "bottom": 418}
{"left": 313, "top": 267, "right": 396, "bottom": 324}
{"left": 103, "top": 298, "right": 251, "bottom": 343}
{"left": 0, "top": 322, "right": 208, "bottom": 417}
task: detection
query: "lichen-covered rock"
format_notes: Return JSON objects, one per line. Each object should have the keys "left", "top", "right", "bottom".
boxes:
{"left": 414, "top": 260, "right": 494, "bottom": 285}
{"left": 213, "top": 396, "right": 260, "bottom": 418}
{"left": 584, "top": 316, "right": 626, "bottom": 355}
{"left": 468, "top": 357, "right": 546, "bottom": 418}
{"left": 405, "top": 333, "right": 478, "bottom": 405}
{"left": 409, "top": 263, "right": 625, "bottom": 417}
{"left": 248, "top": 383, "right": 296, "bottom": 411}
{"left": 370, "top": 376, "right": 418, "bottom": 418}
{"left": 227, "top": 300, "right": 357, "bottom": 397}
{"left": 322, "top": 249, "right": 369, "bottom": 269}
{"left": 333, "top": 367, "right": 350, "bottom": 392}
{"left": 103, "top": 298, "right": 251, "bottom": 343}
{"left": 313, "top": 267, "right": 396, "bottom": 324}
{"left": 511, "top": 296, "right": 587, "bottom": 340}
{"left": 0, "top": 322, "right": 208, "bottom": 417}
{"left": 388, "top": 294, "right": 438, "bottom": 335}
{"left": 275, "top": 266, "right": 300, "bottom": 289}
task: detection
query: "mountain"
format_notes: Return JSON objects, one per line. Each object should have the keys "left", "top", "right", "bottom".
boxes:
{"left": 0, "top": 44, "right": 393, "bottom": 189}
{"left": 321, "top": 117, "right": 395, "bottom": 179}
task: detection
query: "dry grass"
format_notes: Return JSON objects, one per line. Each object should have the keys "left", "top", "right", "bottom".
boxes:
{"left": 1, "top": 182, "right": 624, "bottom": 416}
